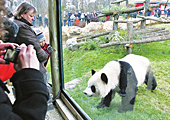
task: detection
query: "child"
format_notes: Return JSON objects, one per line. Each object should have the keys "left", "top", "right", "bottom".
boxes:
{"left": 34, "top": 29, "right": 53, "bottom": 67}
{"left": 34, "top": 29, "right": 53, "bottom": 111}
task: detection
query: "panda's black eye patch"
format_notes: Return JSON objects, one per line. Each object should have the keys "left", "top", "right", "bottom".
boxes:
{"left": 91, "top": 85, "right": 96, "bottom": 93}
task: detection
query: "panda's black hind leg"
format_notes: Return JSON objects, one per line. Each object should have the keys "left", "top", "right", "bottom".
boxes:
{"left": 145, "top": 69, "right": 157, "bottom": 90}
{"left": 118, "top": 66, "right": 138, "bottom": 113}
{"left": 151, "top": 76, "right": 157, "bottom": 90}
{"left": 118, "top": 87, "right": 137, "bottom": 113}
{"left": 97, "top": 90, "right": 115, "bottom": 108}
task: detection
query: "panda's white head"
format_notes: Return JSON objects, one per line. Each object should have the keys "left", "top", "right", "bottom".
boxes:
{"left": 83, "top": 69, "right": 115, "bottom": 98}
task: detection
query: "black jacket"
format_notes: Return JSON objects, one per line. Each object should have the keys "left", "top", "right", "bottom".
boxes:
{"left": 0, "top": 68, "right": 48, "bottom": 120}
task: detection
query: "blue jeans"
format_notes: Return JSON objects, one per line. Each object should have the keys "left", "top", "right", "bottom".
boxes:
{"left": 68, "top": 19, "right": 71, "bottom": 26}
{"left": 63, "top": 20, "right": 67, "bottom": 26}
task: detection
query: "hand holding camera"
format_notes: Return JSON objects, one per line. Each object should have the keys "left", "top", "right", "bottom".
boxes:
{"left": 0, "top": 43, "right": 39, "bottom": 71}
{"left": 15, "top": 44, "right": 39, "bottom": 71}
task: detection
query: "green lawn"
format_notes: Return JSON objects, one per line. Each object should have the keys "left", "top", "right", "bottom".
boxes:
{"left": 47, "top": 24, "right": 170, "bottom": 120}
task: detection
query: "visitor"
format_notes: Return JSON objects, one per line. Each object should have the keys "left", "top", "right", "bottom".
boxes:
{"left": 12, "top": 1, "right": 52, "bottom": 110}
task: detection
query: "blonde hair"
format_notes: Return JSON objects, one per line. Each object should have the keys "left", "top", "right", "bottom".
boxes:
{"left": 13, "top": 2, "right": 36, "bottom": 19}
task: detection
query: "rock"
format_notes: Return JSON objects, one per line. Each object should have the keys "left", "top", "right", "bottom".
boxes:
{"left": 66, "top": 37, "right": 78, "bottom": 51}
{"left": 64, "top": 79, "right": 80, "bottom": 90}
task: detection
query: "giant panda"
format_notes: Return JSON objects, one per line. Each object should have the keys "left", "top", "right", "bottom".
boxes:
{"left": 83, "top": 54, "right": 157, "bottom": 113}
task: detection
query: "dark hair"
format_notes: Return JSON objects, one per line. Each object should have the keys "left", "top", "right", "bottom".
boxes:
{"left": 13, "top": 2, "right": 36, "bottom": 19}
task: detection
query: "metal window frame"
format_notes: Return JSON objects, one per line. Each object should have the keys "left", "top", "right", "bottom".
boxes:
{"left": 48, "top": 0, "right": 91, "bottom": 119}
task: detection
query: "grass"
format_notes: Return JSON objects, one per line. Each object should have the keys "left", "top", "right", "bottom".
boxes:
{"left": 47, "top": 24, "right": 170, "bottom": 120}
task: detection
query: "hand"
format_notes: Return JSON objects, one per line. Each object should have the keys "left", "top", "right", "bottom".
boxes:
{"left": 15, "top": 44, "right": 39, "bottom": 71}
{"left": 0, "top": 43, "right": 18, "bottom": 63}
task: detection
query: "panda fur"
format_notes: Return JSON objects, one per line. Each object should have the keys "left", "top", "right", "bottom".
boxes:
{"left": 83, "top": 54, "right": 157, "bottom": 113}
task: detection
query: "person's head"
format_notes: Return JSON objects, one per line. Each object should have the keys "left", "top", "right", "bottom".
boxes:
{"left": 14, "top": 2, "right": 36, "bottom": 23}
{"left": 0, "top": 1, "right": 19, "bottom": 43}
{"left": 34, "top": 29, "right": 46, "bottom": 47}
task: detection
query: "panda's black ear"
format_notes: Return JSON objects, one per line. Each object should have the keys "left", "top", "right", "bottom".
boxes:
{"left": 92, "top": 69, "right": 96, "bottom": 75}
{"left": 101, "top": 73, "right": 108, "bottom": 84}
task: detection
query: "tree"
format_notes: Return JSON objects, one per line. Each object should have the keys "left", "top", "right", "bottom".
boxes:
{"left": 87, "top": 2, "right": 97, "bottom": 12}
{"left": 78, "top": 0, "right": 87, "bottom": 13}
{"left": 14, "top": 0, "right": 48, "bottom": 16}
{"left": 72, "top": 0, "right": 79, "bottom": 11}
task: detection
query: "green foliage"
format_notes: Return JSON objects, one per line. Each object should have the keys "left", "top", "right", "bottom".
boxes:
{"left": 102, "top": 3, "right": 127, "bottom": 13}
{"left": 99, "top": 29, "right": 144, "bottom": 43}
{"left": 61, "top": 6, "right": 65, "bottom": 10}
{"left": 79, "top": 39, "right": 100, "bottom": 50}
{"left": 99, "top": 35, "right": 110, "bottom": 43}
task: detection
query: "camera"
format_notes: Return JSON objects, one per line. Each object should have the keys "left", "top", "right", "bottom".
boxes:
{"left": 3, "top": 46, "right": 20, "bottom": 63}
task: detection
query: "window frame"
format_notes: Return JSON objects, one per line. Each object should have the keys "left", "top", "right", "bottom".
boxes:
{"left": 48, "top": 0, "right": 91, "bottom": 119}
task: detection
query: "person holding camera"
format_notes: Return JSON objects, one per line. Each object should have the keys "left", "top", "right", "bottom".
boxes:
{"left": 0, "top": 43, "right": 48, "bottom": 120}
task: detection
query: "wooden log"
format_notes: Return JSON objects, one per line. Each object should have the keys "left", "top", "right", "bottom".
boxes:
{"left": 141, "top": 0, "right": 150, "bottom": 29}
{"left": 137, "top": 16, "right": 170, "bottom": 23}
{"left": 144, "top": 0, "right": 150, "bottom": 16}
{"left": 100, "top": 34, "right": 170, "bottom": 48}
{"left": 77, "top": 31, "right": 111, "bottom": 41}
{"left": 101, "top": 3, "right": 160, "bottom": 15}
{"left": 144, "top": 29, "right": 169, "bottom": 35}
{"left": 110, "top": 0, "right": 126, "bottom": 4}
{"left": 127, "top": 22, "right": 133, "bottom": 41}
{"left": 98, "top": 4, "right": 161, "bottom": 18}
{"left": 126, "top": 22, "right": 133, "bottom": 54}
{"left": 143, "top": 31, "right": 170, "bottom": 38}
{"left": 137, "top": 29, "right": 170, "bottom": 38}
{"left": 133, "top": 27, "right": 165, "bottom": 34}
{"left": 113, "top": 14, "right": 119, "bottom": 30}
{"left": 140, "top": 20, "right": 146, "bottom": 29}
{"left": 114, "top": 19, "right": 143, "bottom": 23}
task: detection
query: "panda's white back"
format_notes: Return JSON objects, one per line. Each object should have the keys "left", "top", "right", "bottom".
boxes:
{"left": 119, "top": 54, "right": 151, "bottom": 86}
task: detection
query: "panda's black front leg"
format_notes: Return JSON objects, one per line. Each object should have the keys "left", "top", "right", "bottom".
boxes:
{"left": 97, "top": 90, "right": 115, "bottom": 108}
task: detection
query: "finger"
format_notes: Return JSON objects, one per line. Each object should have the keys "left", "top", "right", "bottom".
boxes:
{"left": 27, "top": 45, "right": 36, "bottom": 55}
{"left": 17, "top": 46, "right": 27, "bottom": 69}
{"left": 0, "top": 59, "right": 6, "bottom": 64}
{"left": 0, "top": 50, "right": 6, "bottom": 56}
{"left": 18, "top": 45, "right": 27, "bottom": 62}
{"left": 17, "top": 43, "right": 26, "bottom": 49}
{"left": 13, "top": 43, "right": 19, "bottom": 47}
{"left": 0, "top": 43, "right": 15, "bottom": 50}
{"left": 27, "top": 45, "right": 34, "bottom": 51}
{"left": 19, "top": 44, "right": 27, "bottom": 54}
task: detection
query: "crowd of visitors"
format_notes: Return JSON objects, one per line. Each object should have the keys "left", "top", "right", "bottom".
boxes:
{"left": 62, "top": 11, "right": 105, "bottom": 26}
{"left": 62, "top": 7, "right": 170, "bottom": 27}
{"left": 31, "top": 13, "right": 49, "bottom": 28}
